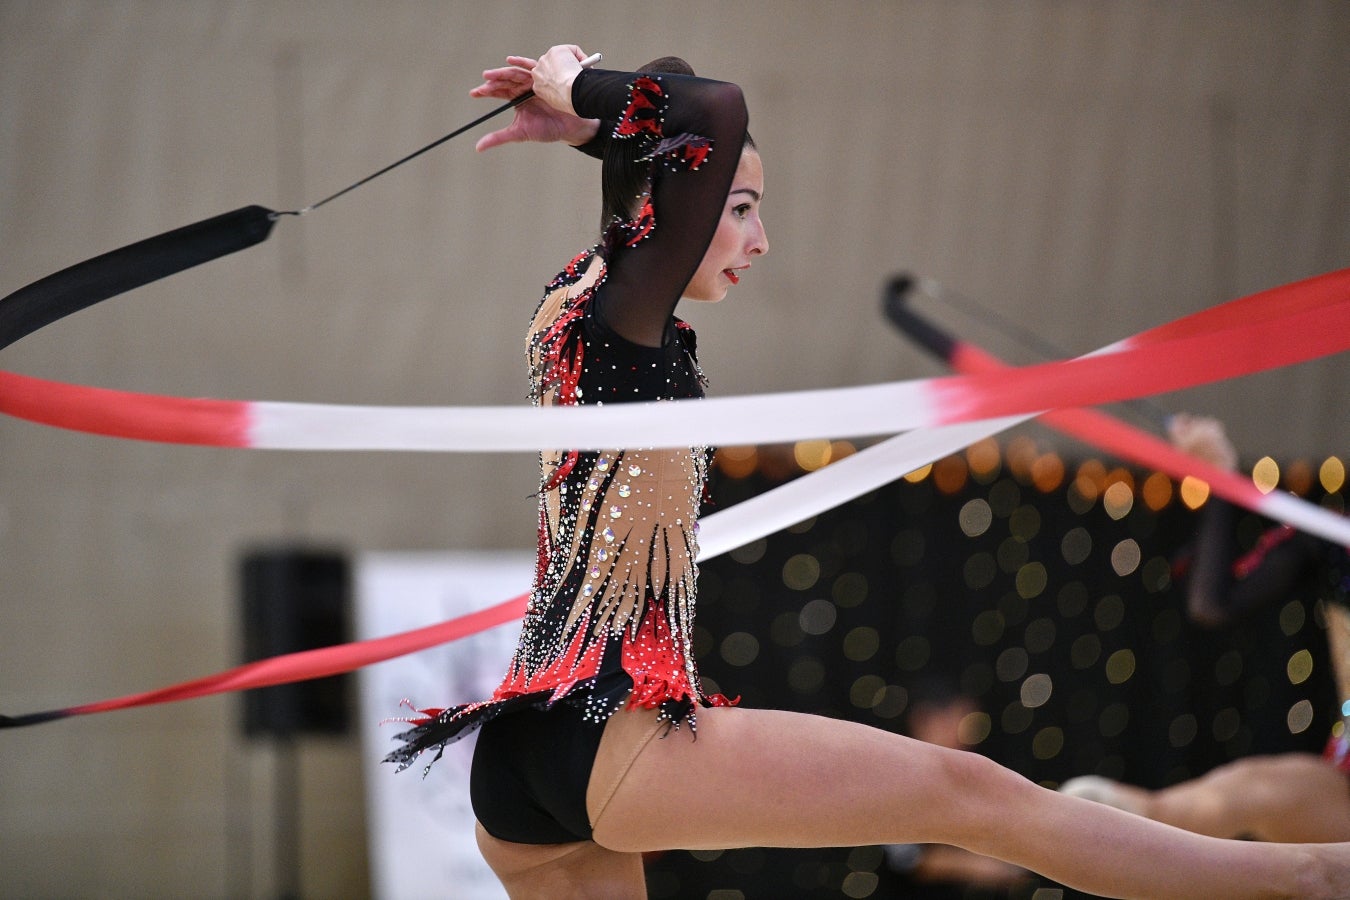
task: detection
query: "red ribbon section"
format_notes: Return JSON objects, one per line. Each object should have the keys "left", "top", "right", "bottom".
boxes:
{"left": 0, "top": 370, "right": 250, "bottom": 446}
{"left": 949, "top": 342, "right": 1270, "bottom": 510}
{"left": 0, "top": 594, "right": 527, "bottom": 727}
{"left": 932, "top": 269, "right": 1350, "bottom": 426}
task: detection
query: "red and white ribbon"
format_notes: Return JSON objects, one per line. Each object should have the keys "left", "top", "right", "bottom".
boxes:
{"left": 3, "top": 270, "right": 1346, "bottom": 453}
{"left": 2, "top": 268, "right": 1346, "bottom": 725}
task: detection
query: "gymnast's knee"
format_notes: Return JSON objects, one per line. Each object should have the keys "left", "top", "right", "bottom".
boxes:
{"left": 929, "top": 748, "right": 1040, "bottom": 842}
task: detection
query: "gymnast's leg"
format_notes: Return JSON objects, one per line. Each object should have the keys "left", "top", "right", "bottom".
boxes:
{"left": 587, "top": 705, "right": 1350, "bottom": 899}
{"left": 473, "top": 824, "right": 645, "bottom": 900}
{"left": 1065, "top": 753, "right": 1350, "bottom": 843}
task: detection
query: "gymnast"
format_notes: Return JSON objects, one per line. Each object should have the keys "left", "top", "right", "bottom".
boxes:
{"left": 382, "top": 45, "right": 1350, "bottom": 898}
{"left": 1063, "top": 413, "right": 1350, "bottom": 844}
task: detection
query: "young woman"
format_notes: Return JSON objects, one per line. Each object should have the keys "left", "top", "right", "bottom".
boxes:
{"left": 1062, "top": 414, "right": 1350, "bottom": 845}
{"left": 386, "top": 45, "right": 1350, "bottom": 898}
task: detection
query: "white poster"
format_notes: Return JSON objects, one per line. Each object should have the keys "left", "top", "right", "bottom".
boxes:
{"left": 357, "top": 551, "right": 532, "bottom": 900}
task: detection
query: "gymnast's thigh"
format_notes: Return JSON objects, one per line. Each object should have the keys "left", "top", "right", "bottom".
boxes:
{"left": 587, "top": 704, "right": 1011, "bottom": 853}
{"left": 474, "top": 823, "right": 646, "bottom": 900}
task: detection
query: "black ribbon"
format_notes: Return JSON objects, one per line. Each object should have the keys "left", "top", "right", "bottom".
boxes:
{"left": 0, "top": 206, "right": 276, "bottom": 353}
{"left": 0, "top": 86, "right": 539, "bottom": 353}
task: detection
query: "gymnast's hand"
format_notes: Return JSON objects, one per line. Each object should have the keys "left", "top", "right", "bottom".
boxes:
{"left": 470, "top": 45, "right": 599, "bottom": 152}
{"left": 1167, "top": 413, "right": 1239, "bottom": 471}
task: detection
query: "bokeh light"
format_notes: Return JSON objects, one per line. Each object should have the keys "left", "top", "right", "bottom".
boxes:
{"left": 1320, "top": 456, "right": 1346, "bottom": 493}
{"left": 793, "top": 439, "right": 833, "bottom": 472}
{"left": 1179, "top": 475, "right": 1211, "bottom": 509}
{"left": 966, "top": 437, "right": 1002, "bottom": 481}
{"left": 957, "top": 712, "right": 992, "bottom": 746}
{"left": 1021, "top": 673, "right": 1053, "bottom": 708}
{"left": 1252, "top": 456, "right": 1280, "bottom": 494}
{"left": 1060, "top": 527, "right": 1092, "bottom": 566}
{"left": 933, "top": 455, "right": 970, "bottom": 494}
{"left": 1016, "top": 561, "right": 1049, "bottom": 599}
{"left": 996, "top": 646, "right": 1030, "bottom": 682}
{"left": 730, "top": 538, "right": 768, "bottom": 565}
{"left": 1033, "top": 726, "right": 1065, "bottom": 760}
{"left": 1169, "top": 714, "right": 1197, "bottom": 748}
{"left": 1024, "top": 617, "right": 1057, "bottom": 654}
{"left": 850, "top": 675, "right": 885, "bottom": 710}
{"left": 1142, "top": 471, "right": 1174, "bottom": 511}
{"left": 1009, "top": 504, "right": 1042, "bottom": 541}
{"left": 1111, "top": 538, "right": 1142, "bottom": 576}
{"left": 1287, "top": 649, "right": 1314, "bottom": 685}
{"left": 842, "top": 626, "right": 880, "bottom": 662}
{"left": 799, "top": 598, "right": 837, "bottom": 635}
{"left": 1076, "top": 459, "right": 1107, "bottom": 500}
{"left": 720, "top": 631, "right": 760, "bottom": 666}
{"left": 782, "top": 553, "right": 821, "bottom": 591}
{"left": 1105, "top": 649, "right": 1136, "bottom": 684}
{"left": 1031, "top": 452, "right": 1066, "bottom": 493}
{"left": 841, "top": 871, "right": 879, "bottom": 899}
{"left": 1071, "top": 634, "right": 1102, "bottom": 669}
{"left": 1284, "top": 459, "right": 1314, "bottom": 495}
{"left": 1006, "top": 435, "right": 1039, "bottom": 482}
{"left": 716, "top": 445, "right": 758, "bottom": 478}
{"left": 1094, "top": 595, "right": 1126, "bottom": 631}
{"left": 959, "top": 498, "right": 994, "bottom": 537}
{"left": 1288, "top": 700, "right": 1315, "bottom": 734}
{"left": 1103, "top": 481, "right": 1135, "bottom": 520}
{"left": 972, "top": 609, "right": 1006, "bottom": 646}
{"left": 1279, "top": 601, "right": 1306, "bottom": 637}
{"left": 1099, "top": 702, "right": 1130, "bottom": 737}
{"left": 832, "top": 572, "right": 869, "bottom": 607}
{"left": 895, "top": 635, "right": 932, "bottom": 671}
{"left": 902, "top": 462, "right": 932, "bottom": 483}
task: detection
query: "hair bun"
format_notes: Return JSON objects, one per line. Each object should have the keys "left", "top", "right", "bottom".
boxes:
{"left": 639, "top": 56, "right": 695, "bottom": 77}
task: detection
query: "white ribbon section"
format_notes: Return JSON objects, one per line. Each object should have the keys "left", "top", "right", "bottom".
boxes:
{"left": 249, "top": 380, "right": 936, "bottom": 451}
{"left": 697, "top": 416, "right": 1031, "bottom": 560}
{"left": 697, "top": 414, "right": 1350, "bottom": 554}
{"left": 1258, "top": 492, "right": 1350, "bottom": 547}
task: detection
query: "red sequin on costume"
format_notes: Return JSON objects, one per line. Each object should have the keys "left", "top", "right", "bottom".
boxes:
{"left": 613, "top": 76, "right": 665, "bottom": 139}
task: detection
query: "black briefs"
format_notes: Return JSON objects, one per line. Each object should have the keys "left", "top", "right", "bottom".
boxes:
{"left": 469, "top": 699, "right": 607, "bottom": 845}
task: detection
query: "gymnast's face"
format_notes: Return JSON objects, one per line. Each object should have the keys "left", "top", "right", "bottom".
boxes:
{"left": 684, "top": 148, "right": 768, "bottom": 303}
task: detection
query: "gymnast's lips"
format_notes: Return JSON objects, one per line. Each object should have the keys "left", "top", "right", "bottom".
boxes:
{"left": 724, "top": 268, "right": 743, "bottom": 285}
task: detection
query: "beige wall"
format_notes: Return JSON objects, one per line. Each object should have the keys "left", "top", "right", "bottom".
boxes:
{"left": 1, "top": 1, "right": 1346, "bottom": 897}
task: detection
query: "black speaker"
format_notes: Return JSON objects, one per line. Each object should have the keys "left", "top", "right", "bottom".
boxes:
{"left": 239, "top": 547, "right": 352, "bottom": 737}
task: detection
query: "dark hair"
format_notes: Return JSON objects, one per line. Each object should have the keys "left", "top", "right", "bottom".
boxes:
{"left": 600, "top": 56, "right": 755, "bottom": 233}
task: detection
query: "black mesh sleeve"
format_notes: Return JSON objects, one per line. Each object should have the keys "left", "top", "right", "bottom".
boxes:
{"left": 570, "top": 67, "right": 748, "bottom": 346}
{"left": 570, "top": 118, "right": 614, "bottom": 159}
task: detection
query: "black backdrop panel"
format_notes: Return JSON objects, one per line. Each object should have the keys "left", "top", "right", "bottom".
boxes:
{"left": 645, "top": 455, "right": 1339, "bottom": 900}
{"left": 239, "top": 547, "right": 352, "bottom": 738}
